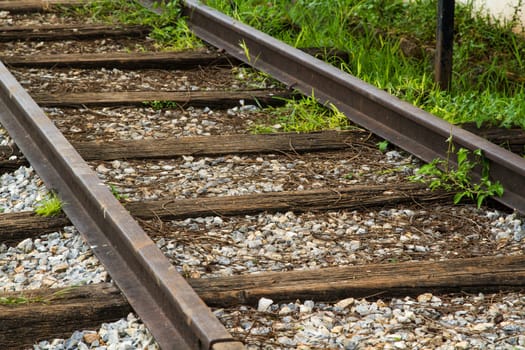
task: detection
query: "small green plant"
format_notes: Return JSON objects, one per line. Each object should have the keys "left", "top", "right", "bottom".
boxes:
{"left": 74, "top": 0, "right": 202, "bottom": 50}
{"left": 410, "top": 138, "right": 504, "bottom": 208}
{"left": 377, "top": 140, "right": 389, "bottom": 153}
{"left": 375, "top": 165, "right": 414, "bottom": 176}
{"left": 0, "top": 286, "right": 78, "bottom": 305}
{"left": 149, "top": 18, "right": 203, "bottom": 51}
{"left": 143, "top": 100, "right": 179, "bottom": 110}
{"left": 232, "top": 66, "right": 274, "bottom": 89}
{"left": 249, "top": 124, "right": 275, "bottom": 134}
{"left": 239, "top": 39, "right": 256, "bottom": 64}
{"left": 34, "top": 192, "right": 63, "bottom": 217}
{"left": 234, "top": 40, "right": 275, "bottom": 88}
{"left": 262, "top": 93, "right": 349, "bottom": 133}
{"left": 0, "top": 296, "right": 42, "bottom": 305}
{"left": 109, "top": 184, "right": 128, "bottom": 201}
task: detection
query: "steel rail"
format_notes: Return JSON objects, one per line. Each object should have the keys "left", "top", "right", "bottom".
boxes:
{"left": 0, "top": 65, "right": 243, "bottom": 349}
{"left": 181, "top": 0, "right": 525, "bottom": 214}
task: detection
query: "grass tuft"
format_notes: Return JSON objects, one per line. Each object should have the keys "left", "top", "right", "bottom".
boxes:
{"left": 143, "top": 100, "right": 179, "bottom": 110}
{"left": 410, "top": 137, "right": 504, "bottom": 207}
{"left": 109, "top": 184, "right": 128, "bottom": 201}
{"left": 0, "top": 286, "right": 79, "bottom": 306}
{"left": 72, "top": 0, "right": 203, "bottom": 50}
{"left": 252, "top": 94, "right": 349, "bottom": 133}
{"left": 34, "top": 192, "right": 63, "bottom": 217}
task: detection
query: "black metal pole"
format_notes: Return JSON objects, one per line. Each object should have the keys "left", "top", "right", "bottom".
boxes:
{"left": 435, "top": 0, "right": 455, "bottom": 90}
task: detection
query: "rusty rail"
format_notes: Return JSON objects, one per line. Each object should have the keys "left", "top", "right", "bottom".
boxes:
{"left": 180, "top": 0, "right": 525, "bottom": 214}
{"left": 0, "top": 64, "right": 243, "bottom": 350}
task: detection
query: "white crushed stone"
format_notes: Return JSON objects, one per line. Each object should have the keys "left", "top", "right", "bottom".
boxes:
{"left": 0, "top": 228, "right": 107, "bottom": 292}
{"left": 0, "top": 38, "right": 158, "bottom": 57}
{"left": 152, "top": 208, "right": 525, "bottom": 278}
{"left": 217, "top": 293, "right": 525, "bottom": 349}
{"left": 0, "top": 166, "right": 46, "bottom": 213}
{"left": 1, "top": 146, "right": 525, "bottom": 348}
{"left": 0, "top": 165, "right": 157, "bottom": 348}
{"left": 44, "top": 105, "right": 266, "bottom": 141}
{"left": 0, "top": 126, "right": 11, "bottom": 146}
{"left": 92, "top": 151, "right": 412, "bottom": 201}
{"left": 34, "top": 314, "right": 158, "bottom": 350}
{"left": 11, "top": 66, "right": 273, "bottom": 94}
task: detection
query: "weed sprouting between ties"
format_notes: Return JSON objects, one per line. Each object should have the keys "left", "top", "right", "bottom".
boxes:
{"left": 73, "top": 0, "right": 203, "bottom": 50}
{"left": 377, "top": 140, "right": 389, "bottom": 153}
{"left": 34, "top": 192, "right": 63, "bottom": 217}
{"left": 0, "top": 286, "right": 79, "bottom": 305}
{"left": 251, "top": 94, "right": 350, "bottom": 133}
{"left": 109, "top": 184, "right": 128, "bottom": 201}
{"left": 143, "top": 100, "right": 179, "bottom": 110}
{"left": 410, "top": 137, "right": 504, "bottom": 208}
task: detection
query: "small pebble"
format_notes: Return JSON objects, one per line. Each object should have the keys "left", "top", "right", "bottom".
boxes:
{"left": 257, "top": 297, "right": 273, "bottom": 312}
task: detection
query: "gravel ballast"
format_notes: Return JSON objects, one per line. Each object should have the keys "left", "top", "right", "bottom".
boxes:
{"left": 45, "top": 106, "right": 272, "bottom": 142}
{"left": 92, "top": 150, "right": 413, "bottom": 202}
{"left": 1, "top": 161, "right": 525, "bottom": 348}
{"left": 1, "top": 7, "right": 525, "bottom": 349}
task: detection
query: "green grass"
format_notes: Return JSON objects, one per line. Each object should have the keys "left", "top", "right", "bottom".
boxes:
{"left": 376, "top": 140, "right": 389, "bottom": 153}
{"left": 206, "top": 0, "right": 525, "bottom": 131}
{"left": 410, "top": 137, "right": 504, "bottom": 207}
{"left": 71, "top": 0, "right": 203, "bottom": 50}
{"left": 0, "top": 286, "right": 78, "bottom": 305}
{"left": 0, "top": 296, "right": 44, "bottom": 305}
{"left": 109, "top": 184, "right": 128, "bottom": 201}
{"left": 143, "top": 100, "right": 179, "bottom": 110}
{"left": 250, "top": 94, "right": 350, "bottom": 133}
{"left": 34, "top": 192, "right": 63, "bottom": 217}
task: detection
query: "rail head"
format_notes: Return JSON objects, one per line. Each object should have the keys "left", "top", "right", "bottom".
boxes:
{"left": 181, "top": 0, "right": 525, "bottom": 214}
{"left": 0, "top": 61, "right": 242, "bottom": 349}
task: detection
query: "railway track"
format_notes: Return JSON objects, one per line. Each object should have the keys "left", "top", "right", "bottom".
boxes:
{"left": 1, "top": 1, "right": 525, "bottom": 349}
